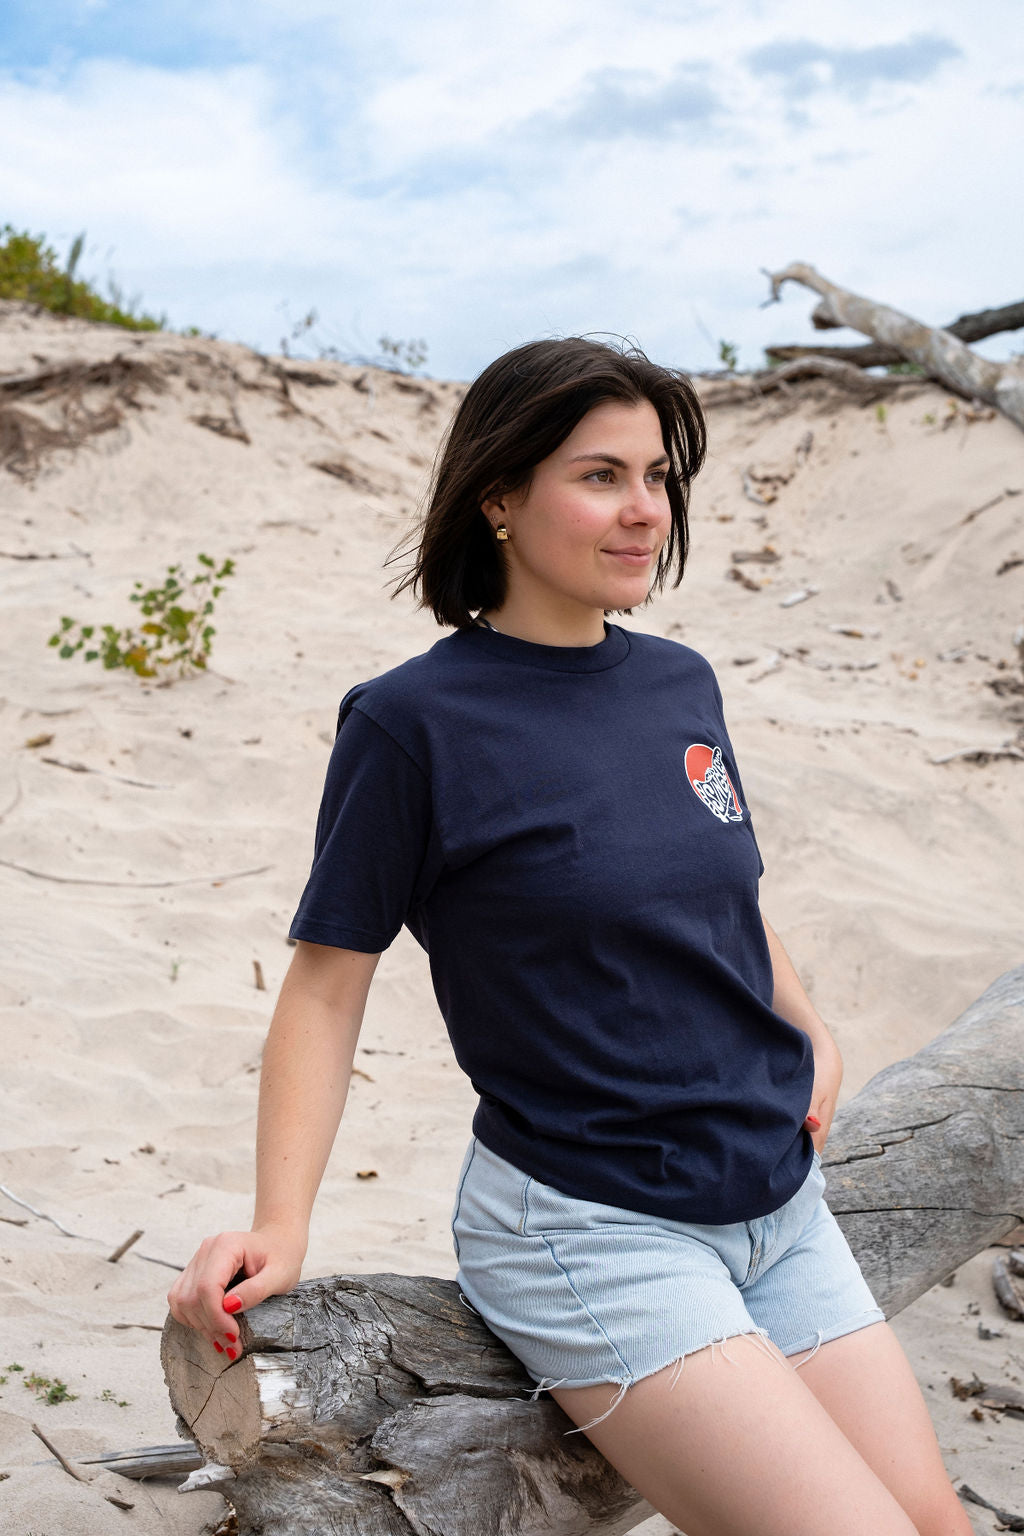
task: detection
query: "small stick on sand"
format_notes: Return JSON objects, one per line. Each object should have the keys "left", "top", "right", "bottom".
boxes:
{"left": 32, "top": 1421, "right": 137, "bottom": 1511}
{"left": 40, "top": 756, "right": 169, "bottom": 790}
{"left": 253, "top": 959, "right": 266, "bottom": 991}
{"left": 0, "top": 857, "right": 273, "bottom": 888}
{"left": 0, "top": 1182, "right": 183, "bottom": 1271}
{"left": 931, "top": 746, "right": 1024, "bottom": 765}
{"left": 107, "top": 1229, "right": 144, "bottom": 1264}
{"left": 31, "top": 1422, "right": 89, "bottom": 1483}
{"left": 0, "top": 781, "right": 23, "bottom": 825}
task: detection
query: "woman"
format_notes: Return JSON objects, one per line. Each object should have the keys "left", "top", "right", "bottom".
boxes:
{"left": 169, "top": 338, "right": 972, "bottom": 1536}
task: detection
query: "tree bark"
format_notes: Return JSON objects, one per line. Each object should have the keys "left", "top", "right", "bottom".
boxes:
{"left": 162, "top": 964, "right": 1024, "bottom": 1535}
{"left": 761, "top": 263, "right": 1024, "bottom": 430}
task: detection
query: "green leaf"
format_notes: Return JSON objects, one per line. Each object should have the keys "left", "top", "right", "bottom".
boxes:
{"left": 59, "top": 644, "right": 74, "bottom": 659}
{"left": 84, "top": 650, "right": 99, "bottom": 662}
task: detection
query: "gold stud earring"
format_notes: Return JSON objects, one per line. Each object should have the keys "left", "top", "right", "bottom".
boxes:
{"left": 495, "top": 524, "right": 509, "bottom": 542}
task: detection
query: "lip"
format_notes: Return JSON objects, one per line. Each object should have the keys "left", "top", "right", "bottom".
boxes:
{"left": 603, "top": 547, "right": 655, "bottom": 564}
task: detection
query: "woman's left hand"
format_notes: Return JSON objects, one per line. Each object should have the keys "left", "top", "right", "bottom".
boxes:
{"left": 803, "top": 1031, "right": 843, "bottom": 1153}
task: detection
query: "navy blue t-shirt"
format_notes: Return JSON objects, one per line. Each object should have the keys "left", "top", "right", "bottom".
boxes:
{"left": 289, "top": 622, "right": 816, "bottom": 1223}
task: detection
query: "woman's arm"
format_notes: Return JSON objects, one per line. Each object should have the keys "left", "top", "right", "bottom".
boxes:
{"left": 167, "top": 940, "right": 380, "bottom": 1349}
{"left": 762, "top": 915, "right": 843, "bottom": 1152}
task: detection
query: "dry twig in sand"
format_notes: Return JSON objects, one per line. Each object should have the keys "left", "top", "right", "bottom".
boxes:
{"left": 0, "top": 856, "right": 272, "bottom": 887}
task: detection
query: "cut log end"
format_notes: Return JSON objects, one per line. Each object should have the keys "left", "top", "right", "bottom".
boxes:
{"left": 161, "top": 1318, "right": 263, "bottom": 1468}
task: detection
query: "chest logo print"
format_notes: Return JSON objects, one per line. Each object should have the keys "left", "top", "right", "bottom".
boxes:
{"left": 685, "top": 743, "right": 745, "bottom": 825}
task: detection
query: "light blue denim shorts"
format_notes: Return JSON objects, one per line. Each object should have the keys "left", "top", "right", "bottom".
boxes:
{"left": 452, "top": 1137, "right": 884, "bottom": 1422}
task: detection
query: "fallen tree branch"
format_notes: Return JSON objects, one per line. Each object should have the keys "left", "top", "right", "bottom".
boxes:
{"left": 761, "top": 263, "right": 1024, "bottom": 430}
{"left": 765, "top": 297, "right": 1024, "bottom": 368}
{"left": 698, "top": 355, "right": 922, "bottom": 410}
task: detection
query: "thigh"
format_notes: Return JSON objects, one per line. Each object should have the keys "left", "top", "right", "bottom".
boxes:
{"left": 795, "top": 1321, "right": 973, "bottom": 1536}
{"left": 551, "top": 1332, "right": 919, "bottom": 1536}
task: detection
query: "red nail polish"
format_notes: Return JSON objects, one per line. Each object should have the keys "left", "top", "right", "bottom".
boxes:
{"left": 226, "top": 1348, "right": 237, "bottom": 1360}
{"left": 223, "top": 1333, "right": 235, "bottom": 1344}
{"left": 223, "top": 1295, "right": 242, "bottom": 1314}
{"left": 213, "top": 1342, "right": 224, "bottom": 1353}
{"left": 805, "top": 1115, "right": 821, "bottom": 1129}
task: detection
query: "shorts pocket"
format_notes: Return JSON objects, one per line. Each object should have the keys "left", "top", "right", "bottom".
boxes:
{"left": 452, "top": 1139, "right": 531, "bottom": 1245}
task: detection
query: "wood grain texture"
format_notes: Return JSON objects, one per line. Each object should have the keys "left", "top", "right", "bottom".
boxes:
{"left": 824, "top": 963, "right": 1024, "bottom": 1316}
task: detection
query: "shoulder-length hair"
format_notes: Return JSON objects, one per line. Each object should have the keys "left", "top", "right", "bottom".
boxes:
{"left": 391, "top": 336, "right": 707, "bottom": 629}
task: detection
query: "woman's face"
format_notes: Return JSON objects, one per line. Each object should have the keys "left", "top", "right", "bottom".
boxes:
{"left": 484, "top": 398, "right": 673, "bottom": 624}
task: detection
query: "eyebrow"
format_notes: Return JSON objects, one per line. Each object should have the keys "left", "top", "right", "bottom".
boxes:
{"left": 568, "top": 452, "right": 671, "bottom": 468}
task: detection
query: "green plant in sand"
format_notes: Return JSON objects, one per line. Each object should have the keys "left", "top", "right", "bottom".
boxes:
{"left": 0, "top": 225, "right": 164, "bottom": 332}
{"left": 49, "top": 554, "right": 236, "bottom": 680}
{"left": 23, "top": 1372, "right": 78, "bottom": 1405}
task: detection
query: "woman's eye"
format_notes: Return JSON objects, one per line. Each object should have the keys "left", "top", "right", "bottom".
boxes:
{"left": 586, "top": 469, "right": 613, "bottom": 483}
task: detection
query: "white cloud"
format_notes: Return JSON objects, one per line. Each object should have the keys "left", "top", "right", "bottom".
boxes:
{"left": 0, "top": 0, "right": 1020, "bottom": 377}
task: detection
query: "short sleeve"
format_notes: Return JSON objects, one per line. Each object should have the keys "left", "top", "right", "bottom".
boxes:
{"left": 288, "top": 705, "right": 438, "bottom": 952}
{"left": 707, "top": 668, "right": 765, "bottom": 880}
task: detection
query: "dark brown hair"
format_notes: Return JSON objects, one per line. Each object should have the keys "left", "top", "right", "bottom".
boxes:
{"left": 391, "top": 335, "right": 707, "bottom": 629}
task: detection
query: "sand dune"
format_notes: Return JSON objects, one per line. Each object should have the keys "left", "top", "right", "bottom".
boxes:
{"left": 1, "top": 300, "right": 1022, "bottom": 1532}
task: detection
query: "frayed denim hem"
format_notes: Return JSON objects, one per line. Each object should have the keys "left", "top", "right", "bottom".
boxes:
{"left": 529, "top": 1324, "right": 786, "bottom": 1436}
{"left": 781, "top": 1306, "right": 886, "bottom": 1366}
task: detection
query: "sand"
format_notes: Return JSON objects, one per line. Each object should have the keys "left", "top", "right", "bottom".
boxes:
{"left": 0, "top": 300, "right": 1022, "bottom": 1533}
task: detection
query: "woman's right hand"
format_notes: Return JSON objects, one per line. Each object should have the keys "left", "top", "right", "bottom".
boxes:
{"left": 166, "top": 1222, "right": 307, "bottom": 1354}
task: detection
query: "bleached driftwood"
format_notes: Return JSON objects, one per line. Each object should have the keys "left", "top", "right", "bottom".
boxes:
{"left": 765, "top": 297, "right": 1024, "bottom": 370}
{"left": 699, "top": 354, "right": 916, "bottom": 410}
{"left": 162, "top": 964, "right": 1024, "bottom": 1536}
{"left": 762, "top": 263, "right": 1024, "bottom": 431}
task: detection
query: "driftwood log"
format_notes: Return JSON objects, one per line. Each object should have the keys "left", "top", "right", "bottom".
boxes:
{"left": 762, "top": 262, "right": 1024, "bottom": 431}
{"left": 765, "top": 297, "right": 1024, "bottom": 370}
{"left": 162, "top": 964, "right": 1024, "bottom": 1535}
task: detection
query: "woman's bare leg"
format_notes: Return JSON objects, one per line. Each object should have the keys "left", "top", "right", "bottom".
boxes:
{"left": 793, "top": 1322, "right": 973, "bottom": 1536}
{"left": 551, "top": 1331, "right": 919, "bottom": 1536}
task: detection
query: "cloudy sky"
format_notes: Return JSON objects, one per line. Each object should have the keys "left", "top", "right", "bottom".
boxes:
{"left": 1, "top": 0, "right": 1020, "bottom": 380}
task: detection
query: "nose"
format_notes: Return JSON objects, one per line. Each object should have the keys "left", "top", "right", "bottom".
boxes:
{"left": 620, "top": 475, "right": 668, "bottom": 526}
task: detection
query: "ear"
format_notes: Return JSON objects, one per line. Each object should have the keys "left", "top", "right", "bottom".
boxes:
{"left": 480, "top": 493, "right": 506, "bottom": 533}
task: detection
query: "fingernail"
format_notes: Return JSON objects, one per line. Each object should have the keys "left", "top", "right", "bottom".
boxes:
{"left": 213, "top": 1342, "right": 224, "bottom": 1353}
{"left": 805, "top": 1115, "right": 821, "bottom": 1129}
{"left": 223, "top": 1333, "right": 236, "bottom": 1344}
{"left": 226, "top": 1348, "right": 237, "bottom": 1360}
{"left": 223, "top": 1296, "right": 242, "bottom": 1314}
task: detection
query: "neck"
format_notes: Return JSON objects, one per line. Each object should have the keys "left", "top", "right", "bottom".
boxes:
{"left": 481, "top": 596, "right": 607, "bottom": 649}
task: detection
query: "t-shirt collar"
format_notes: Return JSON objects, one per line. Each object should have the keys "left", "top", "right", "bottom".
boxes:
{"left": 460, "top": 618, "right": 631, "bottom": 673}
